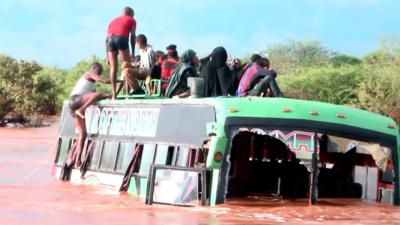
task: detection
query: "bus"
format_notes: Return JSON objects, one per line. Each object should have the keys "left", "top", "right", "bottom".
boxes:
{"left": 53, "top": 97, "right": 400, "bottom": 206}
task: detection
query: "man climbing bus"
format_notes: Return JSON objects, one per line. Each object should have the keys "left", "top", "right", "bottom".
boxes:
{"left": 67, "top": 62, "right": 112, "bottom": 168}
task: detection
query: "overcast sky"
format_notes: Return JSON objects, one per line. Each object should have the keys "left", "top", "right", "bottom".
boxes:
{"left": 0, "top": 0, "right": 399, "bottom": 68}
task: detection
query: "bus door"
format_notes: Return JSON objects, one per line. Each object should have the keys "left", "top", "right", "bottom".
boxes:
{"left": 145, "top": 146, "right": 208, "bottom": 206}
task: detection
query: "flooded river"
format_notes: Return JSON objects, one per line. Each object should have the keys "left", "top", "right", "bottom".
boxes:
{"left": 1, "top": 122, "right": 400, "bottom": 224}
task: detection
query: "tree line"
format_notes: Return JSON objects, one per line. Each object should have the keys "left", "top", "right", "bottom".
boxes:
{"left": 0, "top": 39, "right": 399, "bottom": 126}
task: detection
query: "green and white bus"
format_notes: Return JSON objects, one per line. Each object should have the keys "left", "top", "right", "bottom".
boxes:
{"left": 53, "top": 97, "right": 400, "bottom": 206}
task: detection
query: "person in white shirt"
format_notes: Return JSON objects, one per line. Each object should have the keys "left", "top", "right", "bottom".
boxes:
{"left": 118, "top": 34, "right": 155, "bottom": 95}
{"left": 67, "top": 62, "right": 112, "bottom": 168}
{"left": 137, "top": 34, "right": 154, "bottom": 70}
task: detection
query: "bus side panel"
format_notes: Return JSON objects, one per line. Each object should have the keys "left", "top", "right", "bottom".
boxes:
{"left": 127, "top": 176, "right": 148, "bottom": 197}
{"left": 394, "top": 135, "right": 400, "bottom": 205}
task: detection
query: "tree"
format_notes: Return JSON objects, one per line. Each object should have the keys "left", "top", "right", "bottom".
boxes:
{"left": 356, "top": 63, "right": 400, "bottom": 116}
{"left": 263, "top": 40, "right": 333, "bottom": 75}
{"left": 12, "top": 60, "right": 42, "bottom": 118}
{"left": 0, "top": 55, "right": 43, "bottom": 121}
{"left": 32, "top": 66, "right": 66, "bottom": 115}
{"left": 279, "top": 65, "right": 362, "bottom": 106}
{"left": 0, "top": 55, "right": 17, "bottom": 122}
{"left": 330, "top": 54, "right": 362, "bottom": 67}
{"left": 0, "top": 54, "right": 67, "bottom": 124}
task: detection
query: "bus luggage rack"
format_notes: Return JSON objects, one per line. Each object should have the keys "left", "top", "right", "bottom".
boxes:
{"left": 146, "top": 164, "right": 207, "bottom": 207}
{"left": 118, "top": 79, "right": 165, "bottom": 99}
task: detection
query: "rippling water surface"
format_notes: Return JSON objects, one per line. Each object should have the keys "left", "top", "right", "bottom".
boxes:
{"left": 1, "top": 122, "right": 399, "bottom": 225}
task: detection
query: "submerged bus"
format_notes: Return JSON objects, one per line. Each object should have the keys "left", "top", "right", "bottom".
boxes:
{"left": 53, "top": 97, "right": 400, "bottom": 206}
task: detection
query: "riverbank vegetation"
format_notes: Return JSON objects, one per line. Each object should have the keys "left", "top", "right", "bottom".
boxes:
{"left": 0, "top": 39, "right": 399, "bottom": 126}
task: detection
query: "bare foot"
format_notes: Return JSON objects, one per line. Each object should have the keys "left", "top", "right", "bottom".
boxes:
{"left": 75, "top": 111, "right": 85, "bottom": 119}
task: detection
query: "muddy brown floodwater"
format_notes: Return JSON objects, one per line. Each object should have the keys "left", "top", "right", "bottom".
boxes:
{"left": 1, "top": 121, "right": 400, "bottom": 225}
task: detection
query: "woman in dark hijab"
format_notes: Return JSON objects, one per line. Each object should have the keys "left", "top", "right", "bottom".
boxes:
{"left": 165, "top": 49, "right": 198, "bottom": 98}
{"left": 200, "top": 46, "right": 237, "bottom": 97}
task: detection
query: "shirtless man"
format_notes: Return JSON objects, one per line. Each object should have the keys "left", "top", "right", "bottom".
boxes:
{"left": 106, "top": 6, "right": 136, "bottom": 99}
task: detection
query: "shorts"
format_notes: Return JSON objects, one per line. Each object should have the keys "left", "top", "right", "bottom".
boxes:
{"left": 107, "top": 35, "right": 129, "bottom": 52}
{"left": 124, "top": 67, "right": 149, "bottom": 91}
{"left": 68, "top": 95, "right": 83, "bottom": 116}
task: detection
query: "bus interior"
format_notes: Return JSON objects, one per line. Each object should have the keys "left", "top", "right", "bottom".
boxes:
{"left": 227, "top": 130, "right": 394, "bottom": 203}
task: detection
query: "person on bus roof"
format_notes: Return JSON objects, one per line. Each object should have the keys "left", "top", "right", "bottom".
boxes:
{"left": 165, "top": 49, "right": 199, "bottom": 98}
{"left": 105, "top": 6, "right": 136, "bottom": 99}
{"left": 145, "top": 50, "right": 165, "bottom": 94}
{"left": 248, "top": 58, "right": 283, "bottom": 97}
{"left": 161, "top": 44, "right": 179, "bottom": 91}
{"left": 200, "top": 46, "right": 237, "bottom": 97}
{"left": 119, "top": 34, "right": 155, "bottom": 95}
{"left": 236, "top": 55, "right": 282, "bottom": 97}
{"left": 229, "top": 57, "right": 244, "bottom": 89}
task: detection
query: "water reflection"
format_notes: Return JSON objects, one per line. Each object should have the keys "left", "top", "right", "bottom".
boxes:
{"left": 0, "top": 124, "right": 400, "bottom": 225}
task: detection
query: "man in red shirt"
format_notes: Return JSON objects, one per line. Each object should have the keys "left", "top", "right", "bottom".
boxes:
{"left": 106, "top": 6, "right": 136, "bottom": 99}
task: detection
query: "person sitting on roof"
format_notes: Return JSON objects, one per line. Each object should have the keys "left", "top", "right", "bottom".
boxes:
{"left": 161, "top": 44, "right": 179, "bottom": 92}
{"left": 165, "top": 49, "right": 199, "bottom": 98}
{"left": 235, "top": 53, "right": 263, "bottom": 96}
{"left": 236, "top": 54, "right": 282, "bottom": 97}
{"left": 119, "top": 34, "right": 155, "bottom": 95}
{"left": 248, "top": 58, "right": 283, "bottom": 97}
{"left": 229, "top": 57, "right": 244, "bottom": 89}
{"left": 200, "top": 46, "right": 237, "bottom": 97}
{"left": 145, "top": 50, "right": 165, "bottom": 94}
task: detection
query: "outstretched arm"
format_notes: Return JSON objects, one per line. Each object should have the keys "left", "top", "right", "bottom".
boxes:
{"left": 130, "top": 26, "right": 136, "bottom": 58}
{"left": 86, "top": 72, "right": 110, "bottom": 84}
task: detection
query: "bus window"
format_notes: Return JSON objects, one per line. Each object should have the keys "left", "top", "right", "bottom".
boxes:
{"left": 188, "top": 148, "right": 196, "bottom": 167}
{"left": 78, "top": 139, "right": 90, "bottom": 163}
{"left": 188, "top": 148, "right": 204, "bottom": 167}
{"left": 115, "top": 142, "right": 136, "bottom": 173}
{"left": 147, "top": 165, "right": 207, "bottom": 207}
{"left": 176, "top": 146, "right": 190, "bottom": 167}
{"left": 165, "top": 146, "right": 175, "bottom": 166}
{"left": 89, "top": 140, "right": 104, "bottom": 170}
{"left": 154, "top": 144, "right": 169, "bottom": 165}
{"left": 381, "top": 167, "right": 394, "bottom": 183}
{"left": 138, "top": 144, "right": 156, "bottom": 175}
{"left": 99, "top": 141, "right": 119, "bottom": 171}
{"left": 56, "top": 138, "right": 71, "bottom": 166}
{"left": 195, "top": 148, "right": 206, "bottom": 166}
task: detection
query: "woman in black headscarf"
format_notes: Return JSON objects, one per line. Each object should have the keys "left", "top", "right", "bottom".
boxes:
{"left": 200, "top": 46, "right": 237, "bottom": 97}
{"left": 165, "top": 49, "right": 198, "bottom": 98}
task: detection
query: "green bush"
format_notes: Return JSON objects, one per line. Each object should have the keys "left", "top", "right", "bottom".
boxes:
{"left": 0, "top": 54, "right": 67, "bottom": 124}
{"left": 355, "top": 64, "right": 400, "bottom": 116}
{"left": 0, "top": 56, "right": 43, "bottom": 120}
{"left": 1, "top": 38, "right": 399, "bottom": 124}
{"left": 279, "top": 65, "right": 362, "bottom": 106}
{"left": 263, "top": 40, "right": 332, "bottom": 75}
{"left": 32, "top": 67, "right": 66, "bottom": 115}
{"left": 0, "top": 55, "right": 18, "bottom": 120}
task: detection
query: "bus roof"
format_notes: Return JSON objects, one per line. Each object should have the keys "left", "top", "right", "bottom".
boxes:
{"left": 97, "top": 97, "right": 398, "bottom": 138}
{"left": 207, "top": 97, "right": 399, "bottom": 137}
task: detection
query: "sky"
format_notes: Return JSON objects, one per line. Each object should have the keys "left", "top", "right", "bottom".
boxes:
{"left": 0, "top": 0, "right": 399, "bottom": 68}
